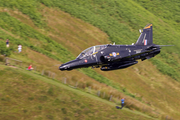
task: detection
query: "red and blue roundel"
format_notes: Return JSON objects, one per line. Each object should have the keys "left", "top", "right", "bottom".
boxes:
{"left": 112, "top": 52, "right": 116, "bottom": 57}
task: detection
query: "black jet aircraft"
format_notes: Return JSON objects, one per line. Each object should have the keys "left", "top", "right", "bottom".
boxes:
{"left": 59, "top": 24, "right": 167, "bottom": 71}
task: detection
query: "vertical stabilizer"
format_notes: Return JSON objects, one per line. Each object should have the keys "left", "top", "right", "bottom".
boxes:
{"left": 135, "top": 24, "right": 153, "bottom": 46}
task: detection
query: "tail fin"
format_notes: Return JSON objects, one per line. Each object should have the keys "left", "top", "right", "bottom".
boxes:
{"left": 135, "top": 24, "right": 153, "bottom": 46}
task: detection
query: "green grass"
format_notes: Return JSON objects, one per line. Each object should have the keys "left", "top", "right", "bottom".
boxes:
{"left": 0, "top": 0, "right": 180, "bottom": 119}
{"left": 0, "top": 0, "right": 180, "bottom": 81}
{"left": 38, "top": 0, "right": 180, "bottom": 80}
{"left": 0, "top": 0, "right": 44, "bottom": 27}
{"left": 0, "top": 11, "right": 139, "bottom": 100}
{"left": 0, "top": 65, "right": 153, "bottom": 120}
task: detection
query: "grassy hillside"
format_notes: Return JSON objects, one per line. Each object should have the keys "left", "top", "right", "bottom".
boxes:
{"left": 38, "top": 0, "right": 180, "bottom": 80}
{"left": 0, "top": 65, "right": 154, "bottom": 120}
{"left": 0, "top": 0, "right": 180, "bottom": 119}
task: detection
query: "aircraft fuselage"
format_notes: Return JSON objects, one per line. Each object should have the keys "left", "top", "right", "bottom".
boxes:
{"left": 59, "top": 44, "right": 160, "bottom": 71}
{"left": 59, "top": 24, "right": 163, "bottom": 71}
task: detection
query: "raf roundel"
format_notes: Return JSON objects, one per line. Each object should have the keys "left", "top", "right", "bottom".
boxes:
{"left": 84, "top": 59, "right": 88, "bottom": 63}
{"left": 112, "top": 52, "right": 117, "bottom": 57}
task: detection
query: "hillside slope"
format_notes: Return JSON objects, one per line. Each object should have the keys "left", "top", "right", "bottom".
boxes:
{"left": 0, "top": 65, "right": 153, "bottom": 120}
{"left": 0, "top": 0, "right": 180, "bottom": 119}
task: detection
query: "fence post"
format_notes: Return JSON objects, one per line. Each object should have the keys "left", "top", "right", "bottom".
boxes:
{"left": 75, "top": 81, "right": 78, "bottom": 87}
{"left": 52, "top": 73, "right": 55, "bottom": 79}
{"left": 41, "top": 69, "right": 44, "bottom": 75}
{"left": 64, "top": 78, "right": 67, "bottom": 84}
{"left": 103, "top": 92, "right": 106, "bottom": 98}
{"left": 48, "top": 71, "right": 50, "bottom": 77}
{"left": 5, "top": 58, "right": 8, "bottom": 65}
{"left": 109, "top": 95, "right": 113, "bottom": 101}
{"left": 88, "top": 86, "right": 91, "bottom": 93}
{"left": 97, "top": 90, "right": 100, "bottom": 97}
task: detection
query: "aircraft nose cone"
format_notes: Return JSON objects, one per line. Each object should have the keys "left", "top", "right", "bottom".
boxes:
{"left": 59, "top": 64, "right": 66, "bottom": 71}
{"left": 59, "top": 59, "right": 80, "bottom": 71}
{"left": 59, "top": 64, "right": 72, "bottom": 71}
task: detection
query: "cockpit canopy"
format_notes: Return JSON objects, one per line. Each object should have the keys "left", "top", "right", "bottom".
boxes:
{"left": 77, "top": 45, "right": 107, "bottom": 59}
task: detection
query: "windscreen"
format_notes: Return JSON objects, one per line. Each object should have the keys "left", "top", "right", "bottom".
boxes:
{"left": 77, "top": 45, "right": 107, "bottom": 59}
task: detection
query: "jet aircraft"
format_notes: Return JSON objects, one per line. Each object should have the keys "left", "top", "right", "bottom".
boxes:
{"left": 59, "top": 24, "right": 168, "bottom": 71}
